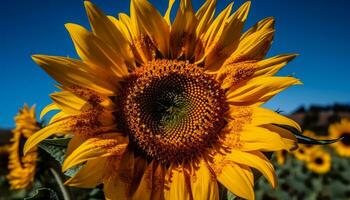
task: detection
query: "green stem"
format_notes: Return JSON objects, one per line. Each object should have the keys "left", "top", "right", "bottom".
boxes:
{"left": 49, "top": 167, "right": 71, "bottom": 200}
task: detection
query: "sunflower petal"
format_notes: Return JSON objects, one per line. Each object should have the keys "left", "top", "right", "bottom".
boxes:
{"left": 23, "top": 118, "right": 70, "bottom": 155}
{"left": 48, "top": 111, "right": 68, "bottom": 124}
{"left": 65, "top": 23, "right": 128, "bottom": 78}
{"left": 164, "top": 168, "right": 191, "bottom": 200}
{"left": 240, "top": 125, "right": 297, "bottom": 151}
{"left": 231, "top": 29, "right": 275, "bottom": 61}
{"left": 32, "top": 55, "right": 118, "bottom": 95}
{"left": 195, "top": 0, "right": 217, "bottom": 37}
{"left": 170, "top": 0, "right": 198, "bottom": 58}
{"left": 190, "top": 160, "right": 219, "bottom": 200}
{"left": 65, "top": 157, "right": 108, "bottom": 188}
{"left": 40, "top": 103, "right": 59, "bottom": 119}
{"left": 203, "top": 2, "right": 251, "bottom": 71}
{"left": 164, "top": 0, "right": 175, "bottom": 25}
{"left": 227, "top": 150, "right": 277, "bottom": 188}
{"left": 62, "top": 134, "right": 127, "bottom": 171}
{"left": 131, "top": 161, "right": 154, "bottom": 200}
{"left": 150, "top": 163, "right": 166, "bottom": 200}
{"left": 252, "top": 107, "right": 301, "bottom": 132}
{"left": 254, "top": 54, "right": 298, "bottom": 77}
{"left": 84, "top": 1, "right": 135, "bottom": 68}
{"left": 66, "top": 134, "right": 86, "bottom": 156}
{"left": 216, "top": 163, "right": 254, "bottom": 200}
{"left": 226, "top": 77, "right": 302, "bottom": 105}
{"left": 241, "top": 17, "right": 275, "bottom": 39}
{"left": 50, "top": 90, "right": 88, "bottom": 115}
{"left": 131, "top": 0, "right": 170, "bottom": 57}
{"left": 104, "top": 151, "right": 135, "bottom": 200}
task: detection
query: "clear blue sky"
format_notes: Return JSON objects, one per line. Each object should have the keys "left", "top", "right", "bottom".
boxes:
{"left": 0, "top": 0, "right": 349, "bottom": 128}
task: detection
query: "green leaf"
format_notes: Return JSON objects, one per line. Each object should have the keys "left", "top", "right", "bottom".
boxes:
{"left": 227, "top": 191, "right": 238, "bottom": 200}
{"left": 39, "top": 138, "right": 71, "bottom": 165}
{"left": 276, "top": 124, "right": 342, "bottom": 145}
{"left": 25, "top": 188, "right": 59, "bottom": 200}
{"left": 40, "top": 137, "right": 71, "bottom": 147}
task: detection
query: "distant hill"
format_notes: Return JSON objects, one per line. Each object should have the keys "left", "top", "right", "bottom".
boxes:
{"left": 290, "top": 103, "right": 350, "bottom": 135}
{"left": 0, "top": 129, "right": 11, "bottom": 145}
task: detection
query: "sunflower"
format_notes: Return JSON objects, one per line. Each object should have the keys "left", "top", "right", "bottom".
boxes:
{"left": 7, "top": 105, "right": 40, "bottom": 189}
{"left": 275, "top": 150, "right": 288, "bottom": 165}
{"left": 329, "top": 119, "right": 350, "bottom": 157}
{"left": 24, "top": 0, "right": 301, "bottom": 199}
{"left": 306, "top": 149, "right": 331, "bottom": 174}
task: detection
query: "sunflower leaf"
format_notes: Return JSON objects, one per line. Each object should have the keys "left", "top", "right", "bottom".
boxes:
{"left": 24, "top": 188, "right": 59, "bottom": 200}
{"left": 38, "top": 137, "right": 81, "bottom": 177}
{"left": 39, "top": 138, "right": 70, "bottom": 165}
{"left": 275, "top": 124, "right": 342, "bottom": 145}
{"left": 39, "top": 137, "right": 71, "bottom": 147}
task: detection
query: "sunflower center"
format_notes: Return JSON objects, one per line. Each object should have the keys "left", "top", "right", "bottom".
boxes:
{"left": 340, "top": 133, "right": 350, "bottom": 146}
{"left": 119, "top": 59, "right": 227, "bottom": 164}
{"left": 315, "top": 157, "right": 324, "bottom": 165}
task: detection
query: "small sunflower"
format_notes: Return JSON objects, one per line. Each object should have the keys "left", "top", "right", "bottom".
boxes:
{"left": 306, "top": 149, "right": 331, "bottom": 174}
{"left": 329, "top": 119, "right": 350, "bottom": 157}
{"left": 7, "top": 105, "right": 40, "bottom": 189}
{"left": 292, "top": 131, "right": 319, "bottom": 161}
{"left": 275, "top": 150, "right": 288, "bottom": 165}
{"left": 24, "top": 1, "right": 301, "bottom": 199}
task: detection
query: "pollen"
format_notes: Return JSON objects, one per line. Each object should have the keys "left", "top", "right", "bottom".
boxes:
{"left": 118, "top": 59, "right": 227, "bottom": 164}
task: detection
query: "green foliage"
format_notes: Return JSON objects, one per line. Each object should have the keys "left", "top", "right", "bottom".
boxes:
{"left": 24, "top": 188, "right": 58, "bottom": 200}
{"left": 255, "top": 148, "right": 350, "bottom": 200}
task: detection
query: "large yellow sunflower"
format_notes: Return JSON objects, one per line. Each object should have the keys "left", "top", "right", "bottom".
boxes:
{"left": 329, "top": 119, "right": 350, "bottom": 157}
{"left": 306, "top": 148, "right": 331, "bottom": 174}
{"left": 7, "top": 105, "right": 40, "bottom": 189}
{"left": 24, "top": 1, "right": 301, "bottom": 199}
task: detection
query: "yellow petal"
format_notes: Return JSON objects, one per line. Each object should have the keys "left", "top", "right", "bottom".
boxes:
{"left": 104, "top": 151, "right": 135, "bottom": 200}
{"left": 131, "top": 0, "right": 170, "bottom": 57}
{"left": 66, "top": 135, "right": 86, "bottom": 156}
{"left": 50, "top": 90, "right": 88, "bottom": 115}
{"left": 216, "top": 163, "right": 254, "bottom": 200}
{"left": 190, "top": 160, "right": 219, "bottom": 200}
{"left": 131, "top": 161, "right": 154, "bottom": 200}
{"left": 164, "top": 0, "right": 175, "bottom": 25}
{"left": 195, "top": 2, "right": 233, "bottom": 63}
{"left": 239, "top": 125, "right": 297, "bottom": 151}
{"left": 48, "top": 111, "right": 68, "bottom": 124}
{"left": 254, "top": 54, "right": 298, "bottom": 77}
{"left": 263, "top": 124, "right": 298, "bottom": 151}
{"left": 195, "top": 0, "right": 217, "bottom": 37}
{"left": 164, "top": 167, "right": 191, "bottom": 200}
{"left": 226, "top": 77, "right": 302, "bottom": 106}
{"left": 62, "top": 134, "right": 127, "bottom": 171}
{"left": 32, "top": 55, "right": 118, "bottom": 95}
{"left": 227, "top": 150, "right": 277, "bottom": 188}
{"left": 23, "top": 118, "right": 70, "bottom": 155}
{"left": 108, "top": 14, "right": 133, "bottom": 42}
{"left": 84, "top": 1, "right": 135, "bottom": 69}
{"left": 241, "top": 17, "right": 275, "bottom": 40}
{"left": 65, "top": 157, "right": 109, "bottom": 188}
{"left": 170, "top": 0, "right": 198, "bottom": 59}
{"left": 65, "top": 23, "right": 128, "bottom": 78}
{"left": 150, "top": 163, "right": 166, "bottom": 200}
{"left": 230, "top": 28, "right": 274, "bottom": 62}
{"left": 40, "top": 103, "right": 59, "bottom": 119}
{"left": 252, "top": 107, "right": 301, "bottom": 132}
{"left": 204, "top": 1, "right": 251, "bottom": 69}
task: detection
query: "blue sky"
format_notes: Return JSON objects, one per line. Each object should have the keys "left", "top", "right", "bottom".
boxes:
{"left": 0, "top": 0, "right": 349, "bottom": 128}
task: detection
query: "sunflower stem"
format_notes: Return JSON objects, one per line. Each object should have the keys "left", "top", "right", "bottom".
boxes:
{"left": 49, "top": 167, "right": 71, "bottom": 200}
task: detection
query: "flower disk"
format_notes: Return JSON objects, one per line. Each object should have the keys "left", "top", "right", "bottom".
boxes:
{"left": 119, "top": 60, "right": 227, "bottom": 164}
